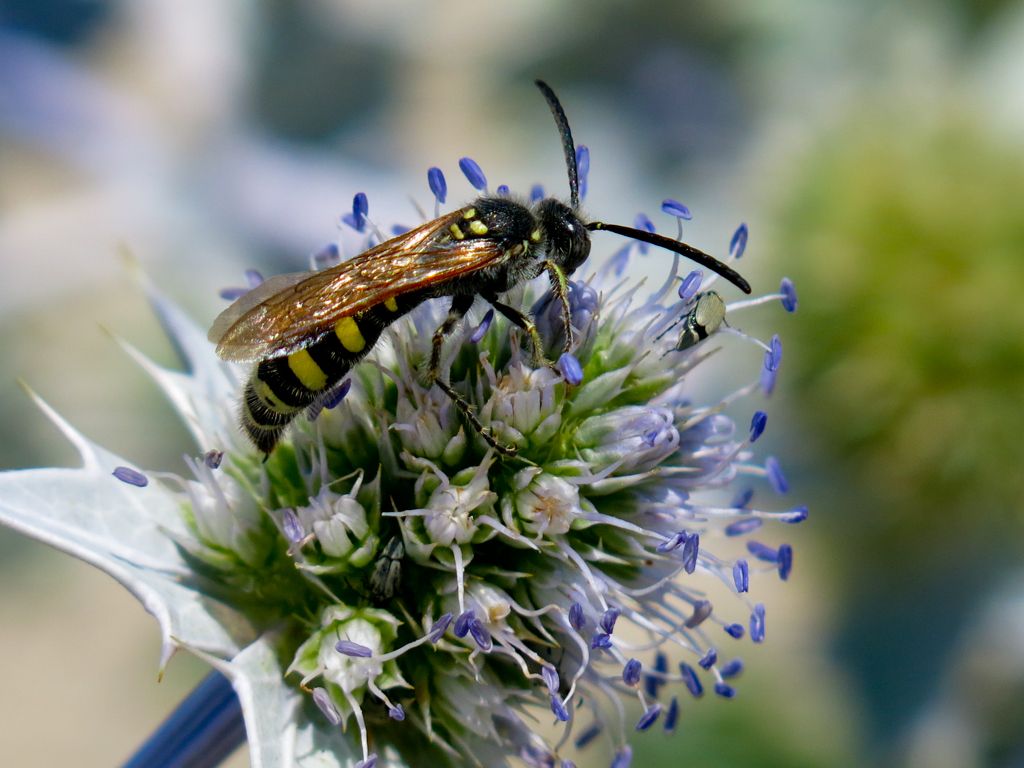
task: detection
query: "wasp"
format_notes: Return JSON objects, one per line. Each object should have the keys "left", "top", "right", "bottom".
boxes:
{"left": 209, "top": 81, "right": 751, "bottom": 455}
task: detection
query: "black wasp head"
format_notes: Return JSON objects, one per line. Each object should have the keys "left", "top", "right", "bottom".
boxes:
{"left": 535, "top": 197, "right": 591, "bottom": 275}
{"left": 535, "top": 80, "right": 753, "bottom": 294}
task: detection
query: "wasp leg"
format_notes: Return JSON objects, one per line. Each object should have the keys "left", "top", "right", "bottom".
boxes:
{"left": 541, "top": 260, "right": 574, "bottom": 354}
{"left": 427, "top": 295, "right": 517, "bottom": 456}
{"left": 484, "top": 294, "right": 548, "bottom": 368}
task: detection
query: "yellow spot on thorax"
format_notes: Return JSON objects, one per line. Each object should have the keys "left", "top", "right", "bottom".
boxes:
{"left": 469, "top": 220, "right": 488, "bottom": 235}
{"left": 530, "top": 229, "right": 542, "bottom": 242}
{"left": 449, "top": 223, "right": 465, "bottom": 240}
{"left": 335, "top": 316, "right": 366, "bottom": 353}
{"left": 384, "top": 297, "right": 399, "bottom": 312}
{"left": 287, "top": 348, "right": 328, "bottom": 391}
{"left": 462, "top": 208, "right": 476, "bottom": 219}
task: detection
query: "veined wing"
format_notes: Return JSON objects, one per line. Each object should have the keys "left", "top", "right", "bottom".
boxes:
{"left": 209, "top": 212, "right": 508, "bottom": 362}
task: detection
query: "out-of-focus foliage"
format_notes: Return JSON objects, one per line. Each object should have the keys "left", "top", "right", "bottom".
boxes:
{"left": 771, "top": 100, "right": 1024, "bottom": 751}
{"left": 775, "top": 106, "right": 1024, "bottom": 570}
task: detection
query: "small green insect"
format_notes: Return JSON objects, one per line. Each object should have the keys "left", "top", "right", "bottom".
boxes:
{"left": 368, "top": 537, "right": 404, "bottom": 603}
{"left": 661, "top": 291, "right": 727, "bottom": 351}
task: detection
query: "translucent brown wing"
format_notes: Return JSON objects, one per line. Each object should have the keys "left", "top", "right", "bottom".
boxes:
{"left": 209, "top": 211, "right": 507, "bottom": 362}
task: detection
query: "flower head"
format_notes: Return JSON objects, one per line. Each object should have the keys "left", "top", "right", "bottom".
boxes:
{"left": 0, "top": 176, "right": 802, "bottom": 767}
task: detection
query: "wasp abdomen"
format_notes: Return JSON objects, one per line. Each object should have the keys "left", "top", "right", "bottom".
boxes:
{"left": 241, "top": 298, "right": 410, "bottom": 453}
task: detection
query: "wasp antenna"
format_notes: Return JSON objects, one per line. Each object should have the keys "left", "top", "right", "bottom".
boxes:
{"left": 587, "top": 221, "right": 752, "bottom": 294}
{"left": 535, "top": 80, "right": 580, "bottom": 210}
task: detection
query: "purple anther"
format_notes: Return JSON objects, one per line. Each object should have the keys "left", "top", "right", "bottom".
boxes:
{"left": 282, "top": 509, "right": 304, "bottom": 543}
{"left": 729, "top": 223, "right": 749, "bottom": 259}
{"left": 113, "top": 466, "right": 148, "bottom": 488}
{"left": 599, "top": 608, "right": 620, "bottom": 635}
{"left": 568, "top": 602, "right": 586, "bottom": 631}
{"left": 720, "top": 659, "right": 744, "bottom": 679}
{"left": 678, "top": 269, "right": 703, "bottom": 301}
{"left": 312, "top": 687, "right": 342, "bottom": 726}
{"left": 681, "top": 532, "right": 700, "bottom": 574}
{"left": 749, "top": 410, "right": 767, "bottom": 442}
{"left": 427, "top": 167, "right": 447, "bottom": 203}
{"left": 661, "top": 199, "right": 692, "bottom": 220}
{"left": 469, "top": 619, "right": 492, "bottom": 651}
{"left": 766, "top": 456, "right": 789, "bottom": 494}
{"left": 746, "top": 540, "right": 779, "bottom": 563}
{"left": 428, "top": 612, "right": 453, "bottom": 643}
{"left": 611, "top": 746, "right": 633, "bottom": 768}
{"left": 635, "top": 704, "right": 662, "bottom": 731}
{"left": 550, "top": 694, "right": 570, "bottom": 722}
{"left": 781, "top": 505, "right": 809, "bottom": 524}
{"left": 724, "top": 623, "right": 745, "bottom": 639}
{"left": 698, "top": 647, "right": 717, "bottom": 670}
{"left": 323, "top": 379, "right": 352, "bottom": 410}
{"left": 342, "top": 193, "right": 369, "bottom": 232}
{"left": 453, "top": 610, "right": 475, "bottom": 638}
{"left": 656, "top": 531, "right": 686, "bottom": 553}
{"left": 634, "top": 213, "right": 655, "bottom": 255}
{"left": 679, "top": 662, "right": 703, "bottom": 697}
{"left": 558, "top": 352, "right": 584, "bottom": 385}
{"left": 714, "top": 682, "right": 736, "bottom": 699}
{"left": 777, "top": 543, "right": 793, "bottom": 581}
{"left": 622, "top": 658, "right": 642, "bottom": 687}
{"left": 574, "top": 722, "right": 601, "bottom": 749}
{"left": 576, "top": 145, "right": 590, "bottom": 198}
{"left": 731, "top": 487, "right": 754, "bottom": 509}
{"left": 542, "top": 664, "right": 560, "bottom": 694}
{"left": 663, "top": 697, "right": 679, "bottom": 733}
{"left": 724, "top": 518, "right": 763, "bottom": 537}
{"left": 335, "top": 640, "right": 372, "bottom": 658}
{"left": 780, "top": 277, "right": 798, "bottom": 312}
{"left": 733, "top": 559, "right": 750, "bottom": 593}
{"left": 750, "top": 603, "right": 766, "bottom": 643}
{"left": 459, "top": 157, "right": 487, "bottom": 190}
{"left": 685, "top": 599, "right": 713, "bottom": 628}
{"left": 765, "top": 334, "right": 783, "bottom": 372}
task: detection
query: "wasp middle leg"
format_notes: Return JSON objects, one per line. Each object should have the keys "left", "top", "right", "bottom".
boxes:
{"left": 426, "top": 294, "right": 517, "bottom": 456}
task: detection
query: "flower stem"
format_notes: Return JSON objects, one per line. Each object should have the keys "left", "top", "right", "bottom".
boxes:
{"left": 122, "top": 671, "right": 244, "bottom": 768}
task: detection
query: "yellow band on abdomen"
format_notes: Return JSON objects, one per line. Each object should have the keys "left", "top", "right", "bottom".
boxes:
{"left": 335, "top": 316, "right": 366, "bottom": 353}
{"left": 287, "top": 348, "right": 328, "bottom": 391}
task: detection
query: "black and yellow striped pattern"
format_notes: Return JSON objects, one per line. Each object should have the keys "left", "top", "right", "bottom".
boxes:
{"left": 242, "top": 297, "right": 408, "bottom": 453}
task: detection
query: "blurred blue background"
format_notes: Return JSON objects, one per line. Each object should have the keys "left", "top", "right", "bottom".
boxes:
{"left": 2, "top": 1, "right": 1023, "bottom": 766}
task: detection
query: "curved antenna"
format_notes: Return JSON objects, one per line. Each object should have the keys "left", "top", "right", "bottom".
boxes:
{"left": 535, "top": 80, "right": 580, "bottom": 209}
{"left": 587, "top": 221, "right": 752, "bottom": 294}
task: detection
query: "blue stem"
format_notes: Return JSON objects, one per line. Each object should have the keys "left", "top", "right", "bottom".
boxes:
{"left": 122, "top": 671, "right": 246, "bottom": 768}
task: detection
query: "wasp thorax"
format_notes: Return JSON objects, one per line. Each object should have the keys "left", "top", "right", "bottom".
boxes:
{"left": 535, "top": 198, "right": 591, "bottom": 274}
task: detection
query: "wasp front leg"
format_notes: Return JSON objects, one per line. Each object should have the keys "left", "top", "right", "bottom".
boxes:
{"left": 427, "top": 294, "right": 517, "bottom": 456}
{"left": 484, "top": 294, "right": 548, "bottom": 368}
{"left": 541, "top": 260, "right": 574, "bottom": 354}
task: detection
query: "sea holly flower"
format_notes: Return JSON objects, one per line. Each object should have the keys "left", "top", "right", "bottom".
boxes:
{"left": 0, "top": 191, "right": 803, "bottom": 767}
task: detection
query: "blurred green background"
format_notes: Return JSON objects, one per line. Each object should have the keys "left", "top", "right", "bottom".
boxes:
{"left": 2, "top": 1, "right": 1023, "bottom": 766}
